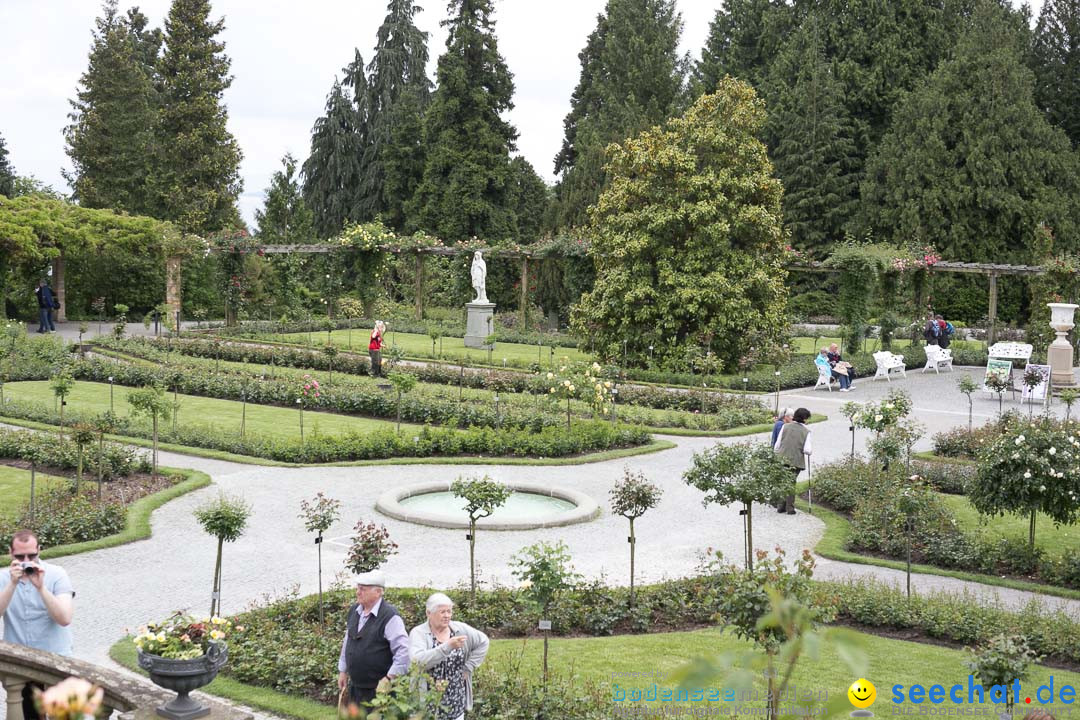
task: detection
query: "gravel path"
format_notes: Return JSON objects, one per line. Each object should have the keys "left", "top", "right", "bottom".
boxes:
{"left": 4, "top": 350, "right": 1079, "bottom": 672}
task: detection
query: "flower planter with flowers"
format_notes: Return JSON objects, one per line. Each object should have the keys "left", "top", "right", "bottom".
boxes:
{"left": 134, "top": 614, "right": 236, "bottom": 720}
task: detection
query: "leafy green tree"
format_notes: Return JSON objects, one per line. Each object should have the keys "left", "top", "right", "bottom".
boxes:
{"left": 693, "top": 0, "right": 792, "bottom": 93}
{"left": 408, "top": 0, "right": 518, "bottom": 242}
{"left": 194, "top": 492, "right": 252, "bottom": 617}
{"left": 303, "top": 79, "right": 364, "bottom": 239}
{"left": 127, "top": 383, "right": 173, "bottom": 479}
{"left": 255, "top": 153, "right": 315, "bottom": 244}
{"left": 387, "top": 371, "right": 416, "bottom": 431}
{"left": 571, "top": 81, "right": 788, "bottom": 371}
{"left": 1032, "top": 0, "right": 1080, "bottom": 146}
{"left": 450, "top": 474, "right": 512, "bottom": 601}
{"left": 859, "top": 2, "right": 1080, "bottom": 262}
{"left": 609, "top": 469, "right": 662, "bottom": 606}
{"left": 363, "top": 0, "right": 431, "bottom": 224}
{"left": 552, "top": 0, "right": 685, "bottom": 229}
{"left": 0, "top": 133, "right": 15, "bottom": 197}
{"left": 50, "top": 371, "right": 75, "bottom": 441}
{"left": 507, "top": 157, "right": 550, "bottom": 243}
{"left": 763, "top": 17, "right": 860, "bottom": 253}
{"left": 967, "top": 634, "right": 1042, "bottom": 710}
{"left": 298, "top": 492, "right": 341, "bottom": 623}
{"left": 65, "top": 0, "right": 160, "bottom": 214}
{"left": 151, "top": 0, "right": 242, "bottom": 234}
{"left": 511, "top": 540, "right": 580, "bottom": 680}
{"left": 683, "top": 443, "right": 792, "bottom": 570}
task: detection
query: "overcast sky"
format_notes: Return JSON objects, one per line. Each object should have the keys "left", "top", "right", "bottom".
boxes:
{"left": 0, "top": 0, "right": 1044, "bottom": 228}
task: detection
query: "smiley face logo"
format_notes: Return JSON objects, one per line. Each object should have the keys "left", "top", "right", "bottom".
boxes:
{"left": 848, "top": 678, "right": 877, "bottom": 709}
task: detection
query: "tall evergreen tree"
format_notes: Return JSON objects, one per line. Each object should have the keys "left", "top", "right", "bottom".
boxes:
{"left": 552, "top": 0, "right": 684, "bottom": 229}
{"left": 763, "top": 18, "right": 860, "bottom": 253}
{"left": 363, "top": 0, "right": 431, "bottom": 223}
{"left": 255, "top": 153, "right": 315, "bottom": 244}
{"left": 303, "top": 79, "right": 364, "bottom": 239}
{"left": 65, "top": 0, "right": 160, "bottom": 213}
{"left": 408, "top": 0, "right": 518, "bottom": 242}
{"left": 694, "top": 0, "right": 792, "bottom": 93}
{"left": 1033, "top": 0, "right": 1080, "bottom": 145}
{"left": 151, "top": 0, "right": 242, "bottom": 234}
{"left": 860, "top": 2, "right": 1080, "bottom": 262}
{"left": 0, "top": 134, "right": 14, "bottom": 198}
{"left": 380, "top": 86, "right": 428, "bottom": 231}
{"left": 507, "top": 157, "right": 549, "bottom": 243}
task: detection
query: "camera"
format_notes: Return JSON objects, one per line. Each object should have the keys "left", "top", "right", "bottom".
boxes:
{"left": 20, "top": 562, "right": 38, "bottom": 576}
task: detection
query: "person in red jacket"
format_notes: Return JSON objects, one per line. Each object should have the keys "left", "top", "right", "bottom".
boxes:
{"left": 369, "top": 321, "right": 386, "bottom": 377}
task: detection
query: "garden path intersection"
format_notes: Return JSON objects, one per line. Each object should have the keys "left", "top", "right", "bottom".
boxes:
{"left": 1, "top": 359, "right": 1079, "bottom": 697}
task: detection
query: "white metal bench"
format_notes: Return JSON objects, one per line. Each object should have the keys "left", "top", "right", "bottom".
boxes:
{"left": 988, "top": 342, "right": 1033, "bottom": 363}
{"left": 814, "top": 363, "right": 835, "bottom": 391}
{"left": 923, "top": 345, "right": 954, "bottom": 373}
{"left": 872, "top": 351, "right": 906, "bottom": 381}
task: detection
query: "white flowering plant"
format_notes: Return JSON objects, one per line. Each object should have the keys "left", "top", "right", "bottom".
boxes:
{"left": 134, "top": 612, "right": 238, "bottom": 660}
{"left": 970, "top": 417, "right": 1080, "bottom": 550}
{"left": 544, "top": 358, "right": 613, "bottom": 428}
{"left": 854, "top": 390, "right": 913, "bottom": 434}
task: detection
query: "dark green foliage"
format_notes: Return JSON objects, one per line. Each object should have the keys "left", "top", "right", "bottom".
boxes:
{"left": 302, "top": 79, "right": 364, "bottom": 239}
{"left": 65, "top": 0, "right": 160, "bottom": 214}
{"left": 859, "top": 3, "right": 1080, "bottom": 261}
{"left": 408, "top": 0, "right": 518, "bottom": 242}
{"left": 0, "top": 427, "right": 148, "bottom": 478}
{"left": 694, "top": 0, "right": 791, "bottom": 92}
{"left": 507, "top": 157, "right": 550, "bottom": 243}
{"left": 150, "top": 0, "right": 242, "bottom": 234}
{"left": 763, "top": 18, "right": 860, "bottom": 253}
{"left": 551, "top": 0, "right": 685, "bottom": 229}
{"left": 254, "top": 154, "right": 315, "bottom": 244}
{"left": 0, "top": 133, "right": 16, "bottom": 198}
{"left": 0, "top": 486, "right": 126, "bottom": 551}
{"left": 1032, "top": 0, "right": 1080, "bottom": 146}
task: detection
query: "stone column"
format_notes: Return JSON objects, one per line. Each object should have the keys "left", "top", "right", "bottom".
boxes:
{"left": 1048, "top": 303, "right": 1078, "bottom": 388}
{"left": 3, "top": 676, "right": 27, "bottom": 720}
{"left": 165, "top": 256, "right": 182, "bottom": 330}
{"left": 52, "top": 255, "right": 66, "bottom": 323}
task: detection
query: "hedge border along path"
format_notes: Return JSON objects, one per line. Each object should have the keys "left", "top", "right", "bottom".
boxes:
{"left": 0, "top": 466, "right": 209, "bottom": 565}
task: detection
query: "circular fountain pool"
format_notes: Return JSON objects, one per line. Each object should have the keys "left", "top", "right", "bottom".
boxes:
{"left": 376, "top": 482, "right": 599, "bottom": 529}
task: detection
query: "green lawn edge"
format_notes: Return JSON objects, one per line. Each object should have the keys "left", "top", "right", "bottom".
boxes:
{"left": 0, "top": 414, "right": 676, "bottom": 467}
{"left": 795, "top": 480, "right": 1080, "bottom": 601}
{"left": 0, "top": 467, "right": 209, "bottom": 565}
{"left": 110, "top": 638, "right": 336, "bottom": 720}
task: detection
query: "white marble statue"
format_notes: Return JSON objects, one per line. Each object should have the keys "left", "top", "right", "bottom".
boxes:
{"left": 470, "top": 251, "right": 488, "bottom": 304}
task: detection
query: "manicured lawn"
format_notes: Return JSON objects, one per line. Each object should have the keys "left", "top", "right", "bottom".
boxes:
{"left": 0, "top": 465, "right": 65, "bottom": 519}
{"left": 3, "top": 381, "right": 424, "bottom": 440}
{"left": 113, "top": 625, "right": 1080, "bottom": 718}
{"left": 271, "top": 328, "right": 594, "bottom": 367}
{"left": 944, "top": 493, "right": 1080, "bottom": 556}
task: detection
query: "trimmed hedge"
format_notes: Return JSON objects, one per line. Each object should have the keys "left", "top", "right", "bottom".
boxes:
{"left": 0, "top": 427, "right": 150, "bottom": 478}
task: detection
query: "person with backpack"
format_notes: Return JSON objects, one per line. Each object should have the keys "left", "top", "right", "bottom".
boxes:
{"left": 34, "top": 280, "right": 57, "bottom": 333}
{"left": 936, "top": 314, "right": 954, "bottom": 349}
{"left": 923, "top": 312, "right": 940, "bottom": 346}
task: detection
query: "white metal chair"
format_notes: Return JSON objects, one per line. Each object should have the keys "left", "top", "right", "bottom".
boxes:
{"left": 814, "top": 362, "right": 834, "bottom": 391}
{"left": 872, "top": 351, "right": 907, "bottom": 382}
{"left": 923, "top": 345, "right": 954, "bottom": 373}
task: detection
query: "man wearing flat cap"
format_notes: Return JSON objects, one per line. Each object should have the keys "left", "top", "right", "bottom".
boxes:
{"left": 336, "top": 570, "right": 410, "bottom": 704}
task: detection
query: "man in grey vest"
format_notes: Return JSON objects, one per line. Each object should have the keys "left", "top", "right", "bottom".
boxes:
{"left": 336, "top": 570, "right": 410, "bottom": 704}
{"left": 773, "top": 407, "right": 812, "bottom": 514}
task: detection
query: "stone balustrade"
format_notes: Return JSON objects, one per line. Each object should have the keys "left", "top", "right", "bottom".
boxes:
{"left": 0, "top": 641, "right": 251, "bottom": 720}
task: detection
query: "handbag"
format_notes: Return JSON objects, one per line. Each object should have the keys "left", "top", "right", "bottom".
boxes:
{"left": 337, "top": 685, "right": 349, "bottom": 714}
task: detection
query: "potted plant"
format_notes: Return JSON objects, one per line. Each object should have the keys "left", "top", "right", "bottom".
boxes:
{"left": 134, "top": 613, "right": 238, "bottom": 720}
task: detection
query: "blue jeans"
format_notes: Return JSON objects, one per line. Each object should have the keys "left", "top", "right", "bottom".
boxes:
{"left": 833, "top": 371, "right": 850, "bottom": 389}
{"left": 37, "top": 307, "right": 54, "bottom": 332}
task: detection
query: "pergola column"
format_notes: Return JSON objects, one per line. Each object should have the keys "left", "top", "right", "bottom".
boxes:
{"left": 987, "top": 272, "right": 998, "bottom": 346}
{"left": 165, "top": 255, "right": 183, "bottom": 328}
{"left": 519, "top": 256, "right": 529, "bottom": 328}
{"left": 414, "top": 252, "right": 424, "bottom": 320}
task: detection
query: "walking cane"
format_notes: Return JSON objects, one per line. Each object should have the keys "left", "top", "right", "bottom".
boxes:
{"left": 805, "top": 453, "right": 812, "bottom": 514}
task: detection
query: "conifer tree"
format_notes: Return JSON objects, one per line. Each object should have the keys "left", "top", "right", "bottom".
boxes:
{"left": 255, "top": 153, "right": 315, "bottom": 244}
{"left": 763, "top": 19, "right": 860, "bottom": 253}
{"left": 409, "top": 0, "right": 518, "bottom": 242}
{"left": 151, "top": 0, "right": 242, "bottom": 234}
{"left": 551, "top": 0, "right": 685, "bottom": 229}
{"left": 860, "top": 2, "right": 1080, "bottom": 262}
{"left": 1033, "top": 0, "right": 1080, "bottom": 145}
{"left": 508, "top": 157, "right": 549, "bottom": 243}
{"left": 302, "top": 79, "right": 364, "bottom": 239}
{"left": 65, "top": 0, "right": 160, "bottom": 213}
{"left": 363, "top": 0, "right": 431, "bottom": 224}
{"left": 694, "top": 0, "right": 791, "bottom": 93}
{"left": 0, "top": 134, "right": 14, "bottom": 198}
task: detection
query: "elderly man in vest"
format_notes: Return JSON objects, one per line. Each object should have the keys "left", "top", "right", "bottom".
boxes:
{"left": 336, "top": 570, "right": 410, "bottom": 704}
{"left": 773, "top": 407, "right": 812, "bottom": 514}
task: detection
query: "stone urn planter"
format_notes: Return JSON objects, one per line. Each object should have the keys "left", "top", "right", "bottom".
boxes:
{"left": 137, "top": 642, "right": 227, "bottom": 720}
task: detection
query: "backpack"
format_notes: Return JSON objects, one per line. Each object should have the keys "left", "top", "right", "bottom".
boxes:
{"left": 924, "top": 321, "right": 940, "bottom": 342}
{"left": 944, "top": 321, "right": 955, "bottom": 336}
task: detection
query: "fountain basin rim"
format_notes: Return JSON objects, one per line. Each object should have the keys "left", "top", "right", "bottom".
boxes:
{"left": 376, "top": 481, "right": 599, "bottom": 530}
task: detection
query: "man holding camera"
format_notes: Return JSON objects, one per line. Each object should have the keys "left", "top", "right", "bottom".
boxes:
{"left": 0, "top": 530, "right": 75, "bottom": 719}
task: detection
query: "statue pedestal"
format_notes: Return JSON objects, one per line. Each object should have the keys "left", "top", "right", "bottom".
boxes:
{"left": 464, "top": 303, "right": 496, "bottom": 348}
{"left": 1049, "top": 303, "right": 1079, "bottom": 388}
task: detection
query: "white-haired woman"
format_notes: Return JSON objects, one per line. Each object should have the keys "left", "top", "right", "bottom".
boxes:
{"left": 368, "top": 320, "right": 385, "bottom": 377}
{"left": 408, "top": 592, "right": 489, "bottom": 720}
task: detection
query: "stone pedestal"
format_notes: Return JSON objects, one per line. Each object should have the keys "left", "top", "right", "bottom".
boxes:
{"left": 464, "top": 302, "right": 495, "bottom": 348}
{"left": 1049, "top": 303, "right": 1079, "bottom": 388}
